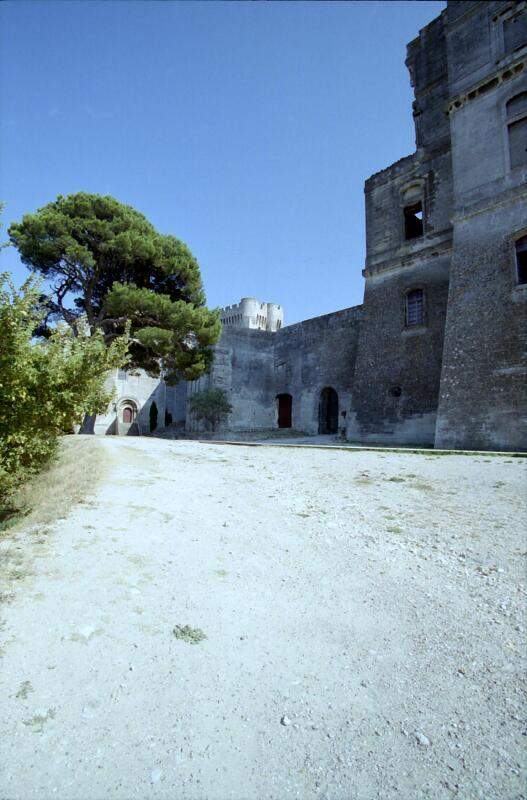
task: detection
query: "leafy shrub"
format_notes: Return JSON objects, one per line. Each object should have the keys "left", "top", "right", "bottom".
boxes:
{"left": 188, "top": 388, "right": 232, "bottom": 433}
{"left": 0, "top": 274, "right": 129, "bottom": 507}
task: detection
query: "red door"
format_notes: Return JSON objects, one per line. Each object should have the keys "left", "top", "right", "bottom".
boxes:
{"left": 277, "top": 394, "right": 292, "bottom": 428}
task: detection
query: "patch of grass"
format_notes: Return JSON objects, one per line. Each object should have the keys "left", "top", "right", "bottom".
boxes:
{"left": 173, "top": 624, "right": 207, "bottom": 645}
{"left": 215, "top": 569, "right": 228, "bottom": 578}
{"left": 1, "top": 436, "right": 108, "bottom": 536}
{"left": 16, "top": 680, "right": 34, "bottom": 700}
{"left": 22, "top": 708, "right": 55, "bottom": 732}
{"left": 387, "top": 477, "right": 406, "bottom": 483}
{"left": 386, "top": 525, "right": 403, "bottom": 534}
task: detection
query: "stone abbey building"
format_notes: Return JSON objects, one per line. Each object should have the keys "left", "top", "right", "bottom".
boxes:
{"left": 96, "top": 0, "right": 527, "bottom": 451}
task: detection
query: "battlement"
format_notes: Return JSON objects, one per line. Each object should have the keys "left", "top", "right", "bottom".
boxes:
{"left": 219, "top": 297, "right": 284, "bottom": 332}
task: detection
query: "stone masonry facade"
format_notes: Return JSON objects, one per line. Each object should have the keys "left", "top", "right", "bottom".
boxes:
{"left": 97, "top": 1, "right": 527, "bottom": 451}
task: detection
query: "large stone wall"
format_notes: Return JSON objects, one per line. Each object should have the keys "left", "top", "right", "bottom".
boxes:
{"left": 273, "top": 306, "right": 362, "bottom": 434}
{"left": 347, "top": 257, "right": 450, "bottom": 446}
{"left": 348, "top": 7, "right": 454, "bottom": 447}
{"left": 186, "top": 306, "right": 362, "bottom": 434}
{"left": 186, "top": 328, "right": 276, "bottom": 432}
{"left": 436, "top": 1, "right": 527, "bottom": 450}
{"left": 348, "top": 0, "right": 526, "bottom": 451}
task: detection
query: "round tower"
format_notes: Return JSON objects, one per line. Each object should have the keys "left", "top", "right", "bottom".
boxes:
{"left": 266, "top": 302, "right": 284, "bottom": 332}
{"left": 239, "top": 297, "right": 261, "bottom": 329}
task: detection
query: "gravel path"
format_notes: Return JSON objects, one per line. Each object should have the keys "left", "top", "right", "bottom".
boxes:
{"left": 1, "top": 437, "right": 526, "bottom": 800}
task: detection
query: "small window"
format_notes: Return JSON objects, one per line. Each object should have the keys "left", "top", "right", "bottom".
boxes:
{"left": 406, "top": 288, "right": 425, "bottom": 327}
{"left": 516, "top": 235, "right": 527, "bottom": 285}
{"left": 404, "top": 202, "right": 424, "bottom": 240}
{"left": 389, "top": 385, "right": 402, "bottom": 398}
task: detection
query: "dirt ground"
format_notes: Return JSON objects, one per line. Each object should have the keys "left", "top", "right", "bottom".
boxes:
{"left": 1, "top": 437, "right": 525, "bottom": 800}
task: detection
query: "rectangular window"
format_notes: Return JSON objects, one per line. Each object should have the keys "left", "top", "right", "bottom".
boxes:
{"left": 508, "top": 117, "right": 527, "bottom": 168}
{"left": 516, "top": 236, "right": 527, "bottom": 285}
{"left": 404, "top": 202, "right": 424, "bottom": 240}
{"left": 406, "top": 289, "right": 424, "bottom": 327}
{"left": 503, "top": 10, "right": 527, "bottom": 54}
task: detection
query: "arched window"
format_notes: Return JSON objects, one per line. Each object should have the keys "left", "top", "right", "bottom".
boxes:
{"left": 506, "top": 92, "right": 527, "bottom": 169}
{"left": 516, "top": 235, "right": 527, "bottom": 285}
{"left": 405, "top": 288, "right": 425, "bottom": 327}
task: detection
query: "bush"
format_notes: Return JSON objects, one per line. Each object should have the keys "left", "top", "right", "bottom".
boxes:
{"left": 188, "top": 388, "right": 232, "bottom": 433}
{"left": 0, "top": 273, "right": 129, "bottom": 508}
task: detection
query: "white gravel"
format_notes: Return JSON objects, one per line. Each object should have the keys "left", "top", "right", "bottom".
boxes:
{"left": 1, "top": 436, "right": 526, "bottom": 800}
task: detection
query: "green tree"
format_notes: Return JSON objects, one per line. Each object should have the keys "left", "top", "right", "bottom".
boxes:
{"left": 8, "top": 193, "right": 221, "bottom": 383}
{"left": 188, "top": 388, "right": 232, "bottom": 433}
{"left": 0, "top": 273, "right": 129, "bottom": 505}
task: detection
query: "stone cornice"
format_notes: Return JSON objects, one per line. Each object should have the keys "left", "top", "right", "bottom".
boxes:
{"left": 446, "top": 56, "right": 526, "bottom": 116}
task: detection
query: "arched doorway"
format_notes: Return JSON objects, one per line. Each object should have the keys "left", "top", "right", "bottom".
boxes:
{"left": 123, "top": 406, "right": 134, "bottom": 424}
{"left": 276, "top": 393, "right": 292, "bottom": 429}
{"left": 318, "top": 387, "right": 339, "bottom": 434}
{"left": 118, "top": 399, "right": 138, "bottom": 436}
{"left": 149, "top": 401, "right": 158, "bottom": 432}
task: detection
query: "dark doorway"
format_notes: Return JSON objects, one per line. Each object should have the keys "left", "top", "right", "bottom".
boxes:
{"left": 149, "top": 401, "right": 158, "bottom": 432}
{"left": 276, "top": 393, "right": 292, "bottom": 428}
{"left": 318, "top": 387, "right": 339, "bottom": 434}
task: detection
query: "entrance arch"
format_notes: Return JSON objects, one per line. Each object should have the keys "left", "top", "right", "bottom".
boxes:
{"left": 149, "top": 401, "right": 158, "bottom": 432}
{"left": 276, "top": 393, "right": 292, "bottom": 429}
{"left": 117, "top": 399, "right": 139, "bottom": 436}
{"left": 318, "top": 387, "right": 339, "bottom": 434}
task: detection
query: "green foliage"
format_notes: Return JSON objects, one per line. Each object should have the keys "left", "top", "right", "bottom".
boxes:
{"left": 188, "top": 388, "right": 232, "bottom": 433}
{"left": 0, "top": 274, "right": 129, "bottom": 505}
{"left": 8, "top": 192, "right": 221, "bottom": 383}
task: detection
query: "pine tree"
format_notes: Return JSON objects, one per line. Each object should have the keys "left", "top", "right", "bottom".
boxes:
{"left": 9, "top": 192, "right": 221, "bottom": 383}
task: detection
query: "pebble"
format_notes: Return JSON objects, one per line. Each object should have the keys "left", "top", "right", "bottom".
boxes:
{"left": 281, "top": 715, "right": 291, "bottom": 726}
{"left": 415, "top": 731, "right": 431, "bottom": 746}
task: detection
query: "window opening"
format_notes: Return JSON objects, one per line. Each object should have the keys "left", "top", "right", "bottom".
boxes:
{"left": 507, "top": 92, "right": 527, "bottom": 169}
{"left": 404, "top": 202, "right": 424, "bottom": 240}
{"left": 406, "top": 288, "right": 425, "bottom": 327}
{"left": 503, "top": 10, "right": 527, "bottom": 54}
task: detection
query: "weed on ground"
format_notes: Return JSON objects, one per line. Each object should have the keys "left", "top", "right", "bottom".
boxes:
{"left": 173, "top": 624, "right": 207, "bottom": 644}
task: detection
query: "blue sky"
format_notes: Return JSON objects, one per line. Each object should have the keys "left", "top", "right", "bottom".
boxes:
{"left": 0, "top": 0, "right": 445, "bottom": 324}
